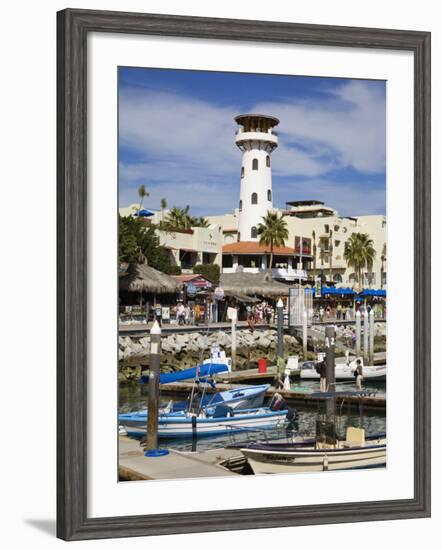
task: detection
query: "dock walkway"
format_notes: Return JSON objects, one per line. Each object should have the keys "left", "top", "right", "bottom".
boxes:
{"left": 119, "top": 435, "right": 239, "bottom": 480}
{"left": 120, "top": 318, "right": 386, "bottom": 336}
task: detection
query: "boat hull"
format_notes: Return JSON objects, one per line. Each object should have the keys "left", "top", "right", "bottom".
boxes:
{"left": 241, "top": 440, "right": 386, "bottom": 474}
{"left": 121, "top": 408, "right": 288, "bottom": 439}
{"left": 300, "top": 365, "right": 386, "bottom": 381}
{"left": 118, "top": 384, "right": 270, "bottom": 421}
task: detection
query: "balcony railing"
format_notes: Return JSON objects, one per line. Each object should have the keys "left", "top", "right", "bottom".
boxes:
{"left": 222, "top": 266, "right": 308, "bottom": 280}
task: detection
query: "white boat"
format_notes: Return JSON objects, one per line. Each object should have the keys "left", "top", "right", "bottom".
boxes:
{"left": 120, "top": 407, "right": 288, "bottom": 439}
{"left": 300, "top": 357, "right": 386, "bottom": 381}
{"left": 241, "top": 428, "right": 386, "bottom": 474}
{"left": 202, "top": 345, "right": 232, "bottom": 370}
{"left": 119, "top": 384, "right": 270, "bottom": 418}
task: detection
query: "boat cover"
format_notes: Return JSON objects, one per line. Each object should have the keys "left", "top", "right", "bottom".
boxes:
{"left": 140, "top": 362, "right": 229, "bottom": 385}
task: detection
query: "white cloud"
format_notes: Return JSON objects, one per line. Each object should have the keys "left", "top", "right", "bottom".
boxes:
{"left": 254, "top": 80, "right": 386, "bottom": 175}
{"left": 119, "top": 80, "right": 386, "bottom": 215}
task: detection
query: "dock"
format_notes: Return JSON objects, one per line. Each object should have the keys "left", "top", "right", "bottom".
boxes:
{"left": 119, "top": 434, "right": 241, "bottom": 480}
{"left": 119, "top": 318, "right": 386, "bottom": 336}
{"left": 159, "top": 379, "right": 386, "bottom": 411}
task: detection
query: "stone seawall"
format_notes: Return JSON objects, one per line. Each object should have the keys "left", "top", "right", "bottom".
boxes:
{"left": 119, "top": 329, "right": 302, "bottom": 382}
{"left": 118, "top": 323, "right": 387, "bottom": 382}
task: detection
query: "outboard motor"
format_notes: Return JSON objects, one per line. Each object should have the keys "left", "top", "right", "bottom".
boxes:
{"left": 269, "top": 392, "right": 286, "bottom": 411}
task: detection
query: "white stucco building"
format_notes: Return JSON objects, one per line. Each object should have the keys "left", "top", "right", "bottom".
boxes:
{"left": 120, "top": 113, "right": 386, "bottom": 288}
{"left": 208, "top": 200, "right": 386, "bottom": 288}
{"left": 119, "top": 204, "right": 223, "bottom": 272}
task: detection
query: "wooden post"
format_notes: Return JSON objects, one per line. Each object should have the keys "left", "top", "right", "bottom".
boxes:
{"left": 302, "top": 309, "right": 308, "bottom": 358}
{"left": 231, "top": 315, "right": 237, "bottom": 371}
{"left": 355, "top": 310, "right": 361, "bottom": 356}
{"left": 369, "top": 308, "right": 375, "bottom": 364}
{"left": 277, "top": 298, "right": 284, "bottom": 359}
{"left": 146, "top": 320, "right": 161, "bottom": 451}
{"left": 325, "top": 325, "right": 336, "bottom": 421}
{"left": 363, "top": 310, "right": 369, "bottom": 364}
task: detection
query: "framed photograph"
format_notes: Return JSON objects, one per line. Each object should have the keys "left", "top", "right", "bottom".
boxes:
{"left": 57, "top": 8, "right": 431, "bottom": 541}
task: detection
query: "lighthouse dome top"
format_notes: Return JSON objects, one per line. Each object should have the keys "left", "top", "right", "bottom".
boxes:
{"left": 234, "top": 114, "right": 279, "bottom": 130}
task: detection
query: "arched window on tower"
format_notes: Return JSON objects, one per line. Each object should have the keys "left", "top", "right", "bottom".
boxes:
{"left": 239, "top": 200, "right": 242, "bottom": 211}
{"left": 251, "top": 226, "right": 257, "bottom": 239}
{"left": 267, "top": 189, "right": 272, "bottom": 202}
{"left": 252, "top": 158, "right": 258, "bottom": 170}
{"left": 266, "top": 155, "right": 270, "bottom": 167}
{"left": 240, "top": 166, "right": 244, "bottom": 179}
{"left": 251, "top": 192, "right": 258, "bottom": 205}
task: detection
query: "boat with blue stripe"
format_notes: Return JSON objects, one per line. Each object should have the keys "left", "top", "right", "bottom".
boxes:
{"left": 120, "top": 406, "right": 288, "bottom": 439}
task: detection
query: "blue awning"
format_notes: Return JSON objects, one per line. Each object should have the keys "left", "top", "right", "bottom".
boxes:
{"left": 321, "top": 286, "right": 355, "bottom": 296}
{"left": 134, "top": 209, "right": 155, "bottom": 217}
{"left": 358, "top": 288, "right": 387, "bottom": 298}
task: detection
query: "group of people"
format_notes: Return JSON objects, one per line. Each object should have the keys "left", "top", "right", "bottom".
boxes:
{"left": 317, "top": 301, "right": 385, "bottom": 322}
{"left": 246, "top": 301, "right": 275, "bottom": 331}
{"left": 174, "top": 301, "right": 205, "bottom": 326}
{"left": 317, "top": 303, "right": 352, "bottom": 322}
{"left": 315, "top": 358, "right": 364, "bottom": 391}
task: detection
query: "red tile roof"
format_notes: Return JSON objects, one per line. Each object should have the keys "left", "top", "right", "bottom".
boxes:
{"left": 222, "top": 241, "right": 295, "bottom": 255}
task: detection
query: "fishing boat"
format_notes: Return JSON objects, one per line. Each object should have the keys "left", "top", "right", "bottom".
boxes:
{"left": 300, "top": 358, "right": 386, "bottom": 381}
{"left": 240, "top": 427, "right": 386, "bottom": 474}
{"left": 119, "top": 383, "right": 270, "bottom": 418}
{"left": 120, "top": 406, "right": 288, "bottom": 439}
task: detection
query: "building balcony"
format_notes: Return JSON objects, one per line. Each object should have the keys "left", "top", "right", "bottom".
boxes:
{"left": 235, "top": 131, "right": 278, "bottom": 147}
{"left": 222, "top": 266, "right": 308, "bottom": 280}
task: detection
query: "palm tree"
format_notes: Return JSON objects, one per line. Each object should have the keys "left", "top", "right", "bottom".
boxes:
{"left": 257, "top": 211, "right": 289, "bottom": 273}
{"left": 137, "top": 184, "right": 149, "bottom": 215}
{"left": 193, "top": 216, "right": 210, "bottom": 228}
{"left": 182, "top": 205, "right": 192, "bottom": 229}
{"left": 163, "top": 205, "right": 209, "bottom": 230}
{"left": 164, "top": 206, "right": 186, "bottom": 229}
{"left": 160, "top": 197, "right": 168, "bottom": 223}
{"left": 343, "top": 233, "right": 376, "bottom": 290}
{"left": 380, "top": 242, "right": 387, "bottom": 289}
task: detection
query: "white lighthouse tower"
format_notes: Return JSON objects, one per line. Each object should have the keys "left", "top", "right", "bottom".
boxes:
{"left": 234, "top": 114, "right": 279, "bottom": 242}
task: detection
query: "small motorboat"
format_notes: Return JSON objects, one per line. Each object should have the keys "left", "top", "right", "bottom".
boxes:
{"left": 300, "top": 357, "right": 386, "bottom": 381}
{"left": 120, "top": 406, "right": 288, "bottom": 439}
{"left": 118, "top": 383, "right": 270, "bottom": 419}
{"left": 240, "top": 427, "right": 386, "bottom": 474}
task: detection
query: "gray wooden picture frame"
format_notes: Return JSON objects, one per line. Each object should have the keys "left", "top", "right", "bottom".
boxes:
{"left": 57, "top": 8, "right": 431, "bottom": 541}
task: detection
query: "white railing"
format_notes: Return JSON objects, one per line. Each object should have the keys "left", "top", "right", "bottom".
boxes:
{"left": 222, "top": 267, "right": 308, "bottom": 280}
{"left": 272, "top": 268, "right": 308, "bottom": 280}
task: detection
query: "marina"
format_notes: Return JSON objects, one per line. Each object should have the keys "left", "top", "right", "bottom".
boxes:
{"left": 117, "top": 107, "right": 388, "bottom": 482}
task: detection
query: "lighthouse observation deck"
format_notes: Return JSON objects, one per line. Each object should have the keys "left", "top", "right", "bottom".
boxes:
{"left": 234, "top": 114, "right": 279, "bottom": 152}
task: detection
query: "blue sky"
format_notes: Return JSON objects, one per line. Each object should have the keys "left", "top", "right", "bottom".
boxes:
{"left": 119, "top": 67, "right": 386, "bottom": 217}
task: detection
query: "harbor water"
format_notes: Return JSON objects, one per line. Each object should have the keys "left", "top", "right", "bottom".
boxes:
{"left": 119, "top": 381, "right": 386, "bottom": 453}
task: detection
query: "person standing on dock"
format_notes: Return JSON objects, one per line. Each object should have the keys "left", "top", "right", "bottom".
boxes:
{"left": 154, "top": 302, "right": 162, "bottom": 327}
{"left": 177, "top": 302, "right": 185, "bottom": 325}
{"left": 337, "top": 303, "right": 342, "bottom": 320}
{"left": 247, "top": 306, "right": 255, "bottom": 332}
{"left": 354, "top": 359, "right": 364, "bottom": 390}
{"left": 316, "top": 359, "right": 327, "bottom": 392}
{"left": 184, "top": 304, "right": 190, "bottom": 325}
{"left": 194, "top": 302, "right": 201, "bottom": 326}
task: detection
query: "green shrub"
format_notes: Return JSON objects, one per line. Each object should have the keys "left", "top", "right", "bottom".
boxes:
{"left": 192, "top": 263, "right": 220, "bottom": 284}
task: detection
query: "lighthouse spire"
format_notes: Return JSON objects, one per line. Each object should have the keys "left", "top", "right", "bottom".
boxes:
{"left": 234, "top": 114, "right": 279, "bottom": 242}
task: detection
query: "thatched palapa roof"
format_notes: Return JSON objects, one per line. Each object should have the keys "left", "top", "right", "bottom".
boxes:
{"left": 119, "top": 263, "right": 181, "bottom": 294}
{"left": 220, "top": 272, "right": 291, "bottom": 298}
